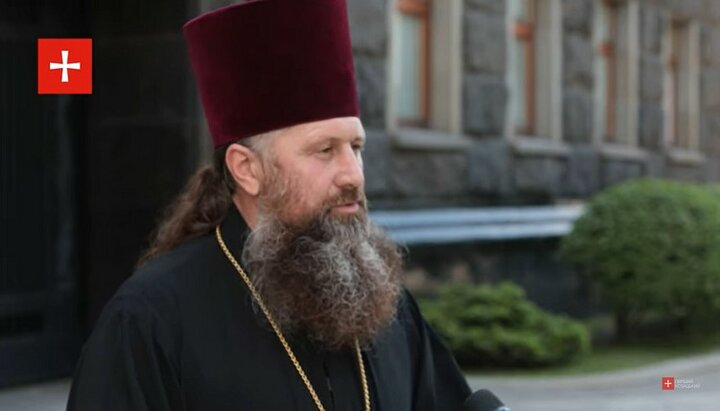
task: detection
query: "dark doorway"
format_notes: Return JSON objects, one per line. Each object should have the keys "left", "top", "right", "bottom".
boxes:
{"left": 0, "top": 0, "right": 89, "bottom": 387}
{"left": 2, "top": 0, "right": 203, "bottom": 387}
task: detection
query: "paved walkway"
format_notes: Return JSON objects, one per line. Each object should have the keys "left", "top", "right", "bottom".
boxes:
{"left": 0, "top": 379, "right": 70, "bottom": 411}
{"left": 1, "top": 352, "right": 719, "bottom": 410}
{"left": 468, "top": 351, "right": 720, "bottom": 411}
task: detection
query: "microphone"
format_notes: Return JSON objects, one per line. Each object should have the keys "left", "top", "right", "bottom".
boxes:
{"left": 462, "top": 389, "right": 510, "bottom": 411}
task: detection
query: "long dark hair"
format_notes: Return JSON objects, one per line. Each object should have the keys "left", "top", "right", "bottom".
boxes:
{"left": 137, "top": 145, "right": 235, "bottom": 265}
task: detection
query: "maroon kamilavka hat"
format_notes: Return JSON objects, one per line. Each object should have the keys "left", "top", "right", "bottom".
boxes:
{"left": 183, "top": 0, "right": 360, "bottom": 147}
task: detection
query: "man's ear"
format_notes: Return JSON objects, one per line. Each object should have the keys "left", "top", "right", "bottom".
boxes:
{"left": 225, "top": 144, "right": 263, "bottom": 196}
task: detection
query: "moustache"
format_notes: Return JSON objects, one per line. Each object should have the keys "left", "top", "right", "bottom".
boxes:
{"left": 324, "top": 187, "right": 366, "bottom": 211}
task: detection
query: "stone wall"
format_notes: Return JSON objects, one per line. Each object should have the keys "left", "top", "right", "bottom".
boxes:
{"left": 563, "top": 0, "right": 594, "bottom": 145}
{"left": 344, "top": 0, "right": 720, "bottom": 314}
{"left": 346, "top": 0, "right": 720, "bottom": 207}
{"left": 463, "top": 0, "right": 507, "bottom": 137}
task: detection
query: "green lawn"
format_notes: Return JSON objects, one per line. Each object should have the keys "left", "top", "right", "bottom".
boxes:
{"left": 465, "top": 333, "right": 720, "bottom": 377}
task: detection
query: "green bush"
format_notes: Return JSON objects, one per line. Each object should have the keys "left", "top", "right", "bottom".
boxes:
{"left": 420, "top": 282, "right": 590, "bottom": 367}
{"left": 560, "top": 179, "right": 720, "bottom": 335}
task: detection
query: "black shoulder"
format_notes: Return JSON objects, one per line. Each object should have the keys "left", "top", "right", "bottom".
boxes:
{"left": 117, "top": 234, "right": 221, "bottom": 298}
{"left": 393, "top": 288, "right": 427, "bottom": 337}
{"left": 99, "top": 234, "right": 226, "bottom": 325}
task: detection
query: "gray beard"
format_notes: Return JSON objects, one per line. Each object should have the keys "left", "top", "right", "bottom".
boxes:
{"left": 240, "top": 210, "right": 403, "bottom": 350}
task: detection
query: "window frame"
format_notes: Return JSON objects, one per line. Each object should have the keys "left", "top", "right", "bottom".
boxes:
{"left": 592, "top": 0, "right": 640, "bottom": 148}
{"left": 394, "top": 0, "right": 431, "bottom": 128}
{"left": 512, "top": 0, "right": 537, "bottom": 135}
{"left": 505, "top": 0, "right": 563, "bottom": 145}
{"left": 388, "top": 0, "right": 465, "bottom": 145}
{"left": 663, "top": 17, "right": 701, "bottom": 153}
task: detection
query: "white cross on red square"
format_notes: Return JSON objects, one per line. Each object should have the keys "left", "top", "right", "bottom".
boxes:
{"left": 38, "top": 38, "right": 92, "bottom": 94}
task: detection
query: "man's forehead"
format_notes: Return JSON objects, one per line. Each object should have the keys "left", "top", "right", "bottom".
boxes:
{"left": 288, "top": 117, "right": 366, "bottom": 143}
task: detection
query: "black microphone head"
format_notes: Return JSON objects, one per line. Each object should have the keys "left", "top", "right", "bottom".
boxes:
{"left": 462, "top": 389, "right": 509, "bottom": 411}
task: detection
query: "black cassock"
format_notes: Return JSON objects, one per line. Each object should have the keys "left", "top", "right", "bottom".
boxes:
{"left": 68, "top": 208, "right": 471, "bottom": 410}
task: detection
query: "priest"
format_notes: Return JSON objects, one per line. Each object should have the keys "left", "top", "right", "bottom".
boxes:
{"left": 67, "top": 0, "right": 471, "bottom": 409}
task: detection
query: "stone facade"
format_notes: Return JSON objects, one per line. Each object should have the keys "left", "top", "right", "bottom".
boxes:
{"left": 347, "top": 0, "right": 720, "bottom": 205}
{"left": 342, "top": 0, "right": 720, "bottom": 315}
{"left": 461, "top": 1, "right": 507, "bottom": 140}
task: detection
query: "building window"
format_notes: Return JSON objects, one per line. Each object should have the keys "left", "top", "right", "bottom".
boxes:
{"left": 510, "top": 0, "right": 535, "bottom": 134}
{"left": 507, "top": 0, "right": 562, "bottom": 140}
{"left": 394, "top": 0, "right": 430, "bottom": 128}
{"left": 594, "top": 0, "right": 639, "bottom": 146}
{"left": 664, "top": 19, "right": 700, "bottom": 151}
{"left": 390, "top": 0, "right": 463, "bottom": 135}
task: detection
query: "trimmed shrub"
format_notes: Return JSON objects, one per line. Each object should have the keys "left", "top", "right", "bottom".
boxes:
{"left": 420, "top": 282, "right": 590, "bottom": 367}
{"left": 560, "top": 179, "right": 720, "bottom": 336}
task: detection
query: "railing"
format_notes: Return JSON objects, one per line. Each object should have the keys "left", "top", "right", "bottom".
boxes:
{"left": 370, "top": 204, "right": 585, "bottom": 246}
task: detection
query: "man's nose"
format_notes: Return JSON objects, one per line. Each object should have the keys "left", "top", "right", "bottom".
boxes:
{"left": 335, "top": 145, "right": 364, "bottom": 189}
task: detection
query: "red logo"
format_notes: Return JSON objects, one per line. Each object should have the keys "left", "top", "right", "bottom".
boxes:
{"left": 37, "top": 38, "right": 92, "bottom": 94}
{"left": 662, "top": 376, "right": 675, "bottom": 390}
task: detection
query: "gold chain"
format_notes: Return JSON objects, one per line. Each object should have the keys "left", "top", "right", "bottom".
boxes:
{"left": 215, "top": 226, "right": 370, "bottom": 411}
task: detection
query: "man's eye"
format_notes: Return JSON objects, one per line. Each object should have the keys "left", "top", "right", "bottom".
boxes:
{"left": 352, "top": 144, "right": 364, "bottom": 152}
{"left": 319, "top": 146, "right": 332, "bottom": 154}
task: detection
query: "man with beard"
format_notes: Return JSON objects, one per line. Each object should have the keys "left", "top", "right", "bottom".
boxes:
{"left": 67, "top": 0, "right": 471, "bottom": 410}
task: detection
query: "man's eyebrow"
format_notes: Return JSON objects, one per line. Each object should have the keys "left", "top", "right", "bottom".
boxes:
{"left": 311, "top": 135, "right": 366, "bottom": 144}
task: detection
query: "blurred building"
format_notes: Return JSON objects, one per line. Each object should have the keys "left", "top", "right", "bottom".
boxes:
{"left": 359, "top": 0, "right": 720, "bottom": 209}
{"left": 2, "top": 0, "right": 720, "bottom": 386}
{"left": 348, "top": 0, "right": 720, "bottom": 318}
{"left": 348, "top": 0, "right": 720, "bottom": 322}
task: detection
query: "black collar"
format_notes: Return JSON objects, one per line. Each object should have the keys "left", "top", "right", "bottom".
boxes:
{"left": 219, "top": 206, "right": 251, "bottom": 258}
